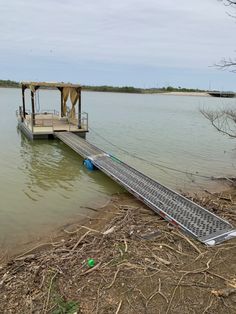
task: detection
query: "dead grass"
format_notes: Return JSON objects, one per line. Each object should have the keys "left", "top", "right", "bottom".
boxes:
{"left": 0, "top": 191, "right": 236, "bottom": 314}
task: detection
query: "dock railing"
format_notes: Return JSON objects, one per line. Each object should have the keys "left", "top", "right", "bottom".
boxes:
{"left": 17, "top": 108, "right": 88, "bottom": 133}
{"left": 32, "top": 113, "right": 54, "bottom": 132}
{"left": 78, "top": 112, "right": 88, "bottom": 130}
{"left": 68, "top": 112, "right": 88, "bottom": 131}
{"left": 16, "top": 106, "right": 24, "bottom": 122}
{"left": 20, "top": 112, "right": 54, "bottom": 133}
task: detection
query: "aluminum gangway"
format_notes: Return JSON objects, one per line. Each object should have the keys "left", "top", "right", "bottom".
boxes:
{"left": 55, "top": 131, "right": 236, "bottom": 246}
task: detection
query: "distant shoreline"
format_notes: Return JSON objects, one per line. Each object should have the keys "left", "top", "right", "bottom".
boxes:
{"left": 0, "top": 79, "right": 229, "bottom": 97}
{"left": 0, "top": 85, "right": 210, "bottom": 96}
{"left": 0, "top": 80, "right": 210, "bottom": 96}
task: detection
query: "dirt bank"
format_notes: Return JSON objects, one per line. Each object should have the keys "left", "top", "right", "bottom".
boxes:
{"left": 0, "top": 190, "right": 236, "bottom": 314}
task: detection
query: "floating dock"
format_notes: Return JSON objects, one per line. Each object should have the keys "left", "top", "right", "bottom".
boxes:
{"left": 55, "top": 131, "right": 236, "bottom": 246}
{"left": 17, "top": 82, "right": 88, "bottom": 139}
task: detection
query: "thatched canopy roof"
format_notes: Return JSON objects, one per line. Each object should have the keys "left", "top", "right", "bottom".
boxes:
{"left": 21, "top": 81, "right": 81, "bottom": 90}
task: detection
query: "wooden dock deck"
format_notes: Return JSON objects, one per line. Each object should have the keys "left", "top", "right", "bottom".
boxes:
{"left": 55, "top": 131, "right": 236, "bottom": 246}
{"left": 18, "top": 113, "right": 88, "bottom": 139}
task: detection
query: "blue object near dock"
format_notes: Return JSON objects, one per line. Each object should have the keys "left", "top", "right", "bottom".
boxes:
{"left": 83, "top": 159, "right": 95, "bottom": 171}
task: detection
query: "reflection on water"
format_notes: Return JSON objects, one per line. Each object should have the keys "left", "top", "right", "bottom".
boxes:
{"left": 0, "top": 107, "right": 123, "bottom": 252}
{"left": 0, "top": 88, "right": 236, "bottom": 253}
{"left": 18, "top": 132, "right": 120, "bottom": 202}
{"left": 19, "top": 132, "right": 83, "bottom": 197}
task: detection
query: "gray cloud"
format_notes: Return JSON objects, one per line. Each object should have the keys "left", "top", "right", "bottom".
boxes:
{"left": 0, "top": 0, "right": 235, "bottom": 73}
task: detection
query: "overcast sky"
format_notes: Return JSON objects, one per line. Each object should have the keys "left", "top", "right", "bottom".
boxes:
{"left": 1, "top": 0, "right": 236, "bottom": 90}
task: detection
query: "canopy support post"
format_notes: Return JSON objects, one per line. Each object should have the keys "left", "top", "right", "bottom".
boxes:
{"left": 22, "top": 85, "right": 26, "bottom": 118}
{"left": 31, "top": 90, "right": 35, "bottom": 126}
{"left": 58, "top": 87, "right": 64, "bottom": 117}
{"left": 78, "top": 88, "right": 81, "bottom": 129}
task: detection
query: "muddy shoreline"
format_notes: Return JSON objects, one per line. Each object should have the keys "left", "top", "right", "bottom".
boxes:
{"left": 1, "top": 178, "right": 232, "bottom": 261}
{"left": 1, "top": 177, "right": 231, "bottom": 261}
{"left": 0, "top": 187, "right": 236, "bottom": 313}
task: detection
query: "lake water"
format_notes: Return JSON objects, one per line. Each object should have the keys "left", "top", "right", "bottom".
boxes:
{"left": 0, "top": 88, "right": 236, "bottom": 253}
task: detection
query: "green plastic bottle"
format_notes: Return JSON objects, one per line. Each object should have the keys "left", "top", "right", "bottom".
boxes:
{"left": 88, "top": 258, "right": 95, "bottom": 268}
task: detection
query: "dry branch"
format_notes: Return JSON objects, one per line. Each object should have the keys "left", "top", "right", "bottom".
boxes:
{"left": 212, "top": 287, "right": 236, "bottom": 297}
{"left": 1, "top": 192, "right": 236, "bottom": 313}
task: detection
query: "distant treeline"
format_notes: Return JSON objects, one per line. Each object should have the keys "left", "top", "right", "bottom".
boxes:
{"left": 0, "top": 79, "right": 207, "bottom": 94}
{"left": 82, "top": 85, "right": 143, "bottom": 93}
{"left": 0, "top": 80, "right": 20, "bottom": 88}
{"left": 82, "top": 85, "right": 207, "bottom": 94}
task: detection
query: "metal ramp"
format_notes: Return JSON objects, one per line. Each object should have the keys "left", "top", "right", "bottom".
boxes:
{"left": 55, "top": 132, "right": 236, "bottom": 246}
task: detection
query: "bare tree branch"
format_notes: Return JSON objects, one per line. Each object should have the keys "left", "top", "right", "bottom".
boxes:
{"left": 224, "top": 0, "right": 236, "bottom": 6}
{"left": 200, "top": 108, "right": 236, "bottom": 138}
{"left": 214, "top": 1, "right": 236, "bottom": 71}
{"left": 219, "top": 0, "right": 236, "bottom": 6}
{"left": 203, "top": 1, "right": 236, "bottom": 138}
{"left": 215, "top": 58, "right": 236, "bottom": 72}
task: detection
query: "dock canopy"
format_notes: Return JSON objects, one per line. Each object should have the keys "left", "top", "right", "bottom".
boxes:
{"left": 21, "top": 81, "right": 81, "bottom": 90}
{"left": 21, "top": 81, "right": 82, "bottom": 122}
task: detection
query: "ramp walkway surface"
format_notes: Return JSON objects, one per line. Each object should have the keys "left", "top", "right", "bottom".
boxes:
{"left": 55, "top": 131, "right": 236, "bottom": 246}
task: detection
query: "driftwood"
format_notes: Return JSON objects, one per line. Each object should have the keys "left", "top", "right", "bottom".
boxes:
{"left": 0, "top": 193, "right": 236, "bottom": 313}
